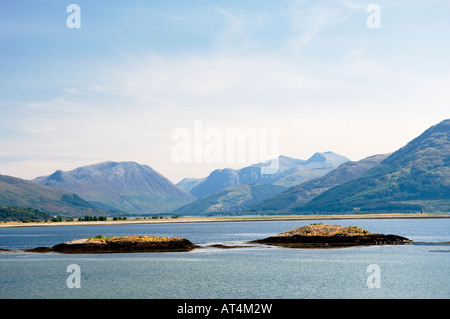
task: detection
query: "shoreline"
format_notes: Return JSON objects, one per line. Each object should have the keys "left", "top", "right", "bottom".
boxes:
{"left": 0, "top": 213, "right": 449, "bottom": 228}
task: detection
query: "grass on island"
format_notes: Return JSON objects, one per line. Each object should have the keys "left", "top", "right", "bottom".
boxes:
{"left": 277, "top": 223, "right": 370, "bottom": 237}
{"left": 86, "top": 234, "right": 182, "bottom": 243}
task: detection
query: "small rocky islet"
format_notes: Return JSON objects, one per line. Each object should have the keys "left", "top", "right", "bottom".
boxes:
{"left": 7, "top": 223, "right": 413, "bottom": 253}
{"left": 25, "top": 235, "right": 197, "bottom": 253}
{"left": 249, "top": 223, "right": 412, "bottom": 248}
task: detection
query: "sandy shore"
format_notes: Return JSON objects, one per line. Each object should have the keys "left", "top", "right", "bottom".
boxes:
{"left": 1, "top": 213, "right": 448, "bottom": 228}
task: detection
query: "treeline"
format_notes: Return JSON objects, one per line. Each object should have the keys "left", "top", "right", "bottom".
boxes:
{"left": 148, "top": 215, "right": 179, "bottom": 219}
{"left": 76, "top": 215, "right": 181, "bottom": 221}
{"left": 1, "top": 209, "right": 182, "bottom": 223}
{"left": 0, "top": 206, "right": 53, "bottom": 222}
{"left": 78, "top": 215, "right": 111, "bottom": 221}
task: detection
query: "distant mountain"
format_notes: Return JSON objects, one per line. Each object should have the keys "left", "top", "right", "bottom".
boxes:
{"left": 189, "top": 152, "right": 349, "bottom": 198}
{"left": 172, "top": 184, "right": 288, "bottom": 216}
{"left": 176, "top": 177, "right": 206, "bottom": 193}
{"left": 35, "top": 161, "right": 196, "bottom": 215}
{"left": 272, "top": 152, "right": 351, "bottom": 188}
{"left": 246, "top": 153, "right": 390, "bottom": 214}
{"left": 0, "top": 174, "right": 104, "bottom": 218}
{"left": 299, "top": 119, "right": 450, "bottom": 214}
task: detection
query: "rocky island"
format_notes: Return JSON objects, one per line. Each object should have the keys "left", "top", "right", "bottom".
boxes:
{"left": 26, "top": 235, "right": 197, "bottom": 253}
{"left": 250, "top": 223, "right": 412, "bottom": 248}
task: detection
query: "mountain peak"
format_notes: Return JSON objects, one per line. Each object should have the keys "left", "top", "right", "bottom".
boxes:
{"left": 188, "top": 152, "right": 349, "bottom": 198}
{"left": 305, "top": 152, "right": 327, "bottom": 163}
{"left": 47, "top": 170, "right": 64, "bottom": 182}
{"left": 304, "top": 151, "right": 350, "bottom": 168}
{"left": 35, "top": 161, "right": 195, "bottom": 214}
{"left": 78, "top": 160, "right": 140, "bottom": 171}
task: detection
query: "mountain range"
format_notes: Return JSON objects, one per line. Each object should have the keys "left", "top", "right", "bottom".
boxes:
{"left": 245, "top": 153, "right": 390, "bottom": 214}
{"left": 185, "top": 152, "right": 350, "bottom": 198}
{"left": 1, "top": 119, "right": 449, "bottom": 220}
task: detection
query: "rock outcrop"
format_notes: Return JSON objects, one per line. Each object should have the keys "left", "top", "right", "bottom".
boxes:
{"left": 250, "top": 224, "right": 412, "bottom": 248}
{"left": 26, "top": 235, "right": 197, "bottom": 253}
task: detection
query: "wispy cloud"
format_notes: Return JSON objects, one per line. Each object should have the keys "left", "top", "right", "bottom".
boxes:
{"left": 1, "top": 0, "right": 449, "bottom": 182}
{"left": 213, "top": 6, "right": 265, "bottom": 53}
{"left": 3, "top": 47, "right": 447, "bottom": 181}
{"left": 341, "top": 0, "right": 367, "bottom": 10}
{"left": 288, "top": 4, "right": 348, "bottom": 49}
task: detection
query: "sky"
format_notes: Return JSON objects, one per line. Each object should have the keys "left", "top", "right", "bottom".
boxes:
{"left": 0, "top": 0, "right": 449, "bottom": 183}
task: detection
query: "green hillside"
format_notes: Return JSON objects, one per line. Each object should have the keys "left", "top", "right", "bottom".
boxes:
{"left": 298, "top": 119, "right": 450, "bottom": 214}
{"left": 247, "top": 154, "right": 389, "bottom": 214}
{"left": 172, "top": 183, "right": 287, "bottom": 215}
{"left": 0, "top": 174, "right": 105, "bottom": 218}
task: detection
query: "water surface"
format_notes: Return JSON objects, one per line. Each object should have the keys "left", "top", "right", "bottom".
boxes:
{"left": 0, "top": 218, "right": 449, "bottom": 299}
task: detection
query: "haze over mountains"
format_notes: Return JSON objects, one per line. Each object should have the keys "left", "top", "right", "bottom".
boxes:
{"left": 246, "top": 153, "right": 390, "bottom": 214}
{"left": 172, "top": 183, "right": 288, "bottom": 216}
{"left": 185, "top": 152, "right": 350, "bottom": 198}
{"left": 1, "top": 119, "right": 449, "bottom": 220}
{"left": 174, "top": 119, "right": 450, "bottom": 215}
{"left": 172, "top": 151, "right": 351, "bottom": 215}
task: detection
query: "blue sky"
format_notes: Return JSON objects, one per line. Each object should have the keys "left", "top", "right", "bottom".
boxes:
{"left": 1, "top": 0, "right": 449, "bottom": 182}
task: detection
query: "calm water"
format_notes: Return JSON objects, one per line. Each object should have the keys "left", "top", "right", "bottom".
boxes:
{"left": 0, "top": 218, "right": 449, "bottom": 299}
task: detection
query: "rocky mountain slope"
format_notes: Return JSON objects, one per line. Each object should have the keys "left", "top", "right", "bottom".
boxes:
{"left": 247, "top": 153, "right": 389, "bottom": 214}
{"left": 299, "top": 119, "right": 450, "bottom": 214}
{"left": 188, "top": 152, "right": 349, "bottom": 198}
{"left": 172, "top": 183, "right": 287, "bottom": 215}
{"left": 35, "top": 161, "right": 196, "bottom": 214}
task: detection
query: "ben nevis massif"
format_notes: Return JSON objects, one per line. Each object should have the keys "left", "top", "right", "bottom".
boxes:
{"left": 0, "top": 119, "right": 449, "bottom": 221}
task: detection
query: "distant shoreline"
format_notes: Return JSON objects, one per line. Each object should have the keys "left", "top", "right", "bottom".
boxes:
{"left": 1, "top": 213, "right": 449, "bottom": 228}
